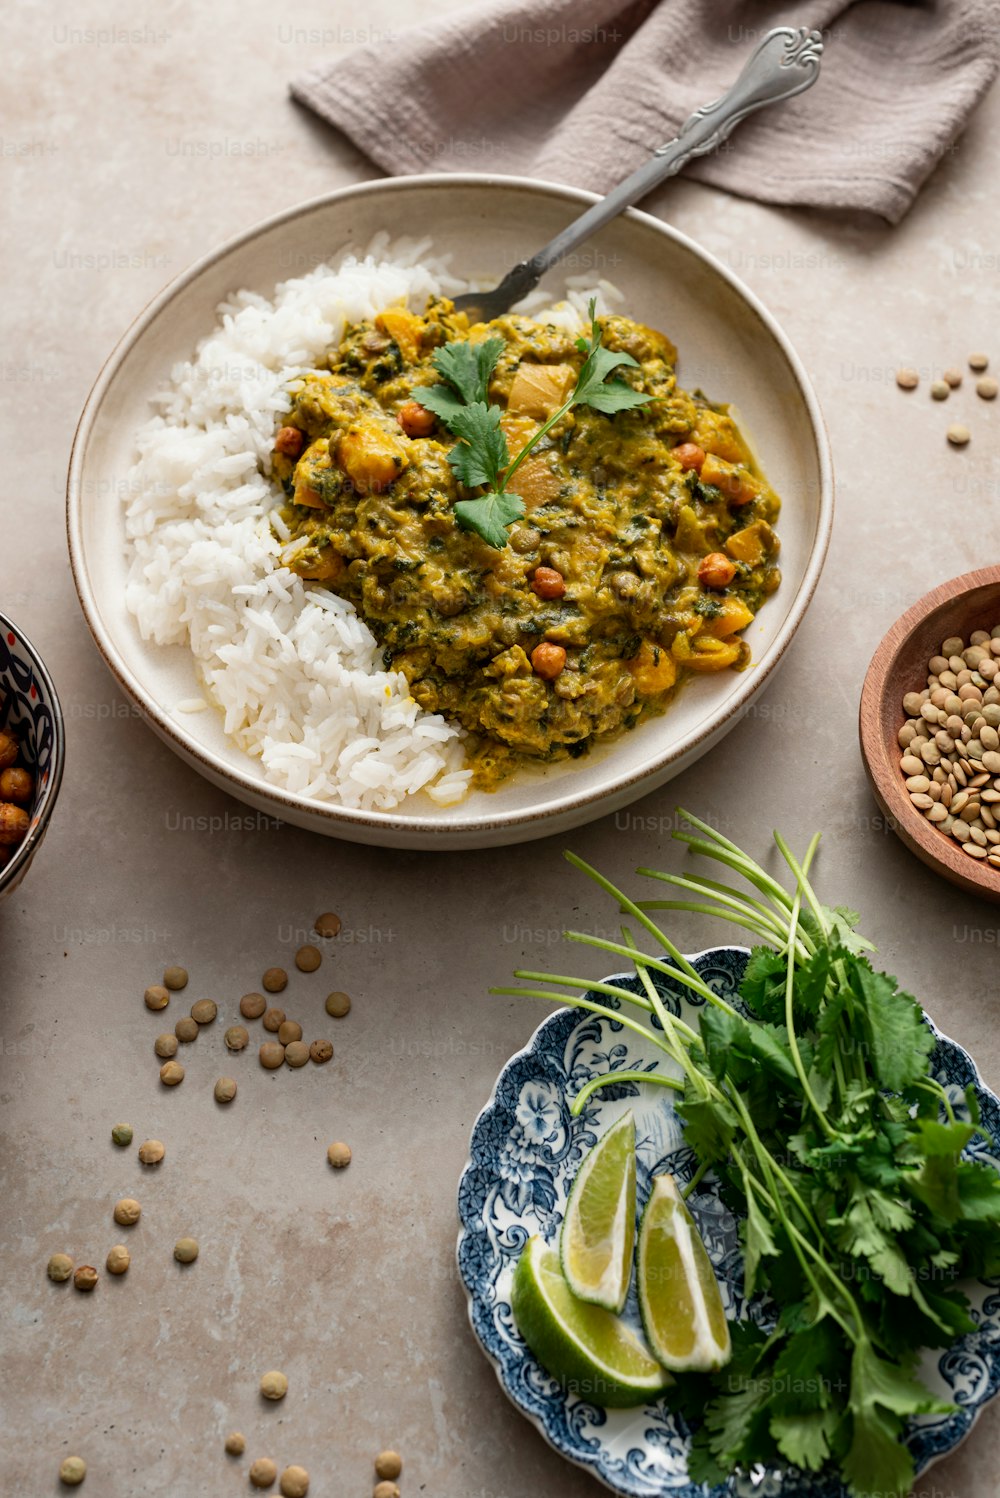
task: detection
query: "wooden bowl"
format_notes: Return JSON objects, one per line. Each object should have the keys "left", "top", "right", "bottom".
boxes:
{"left": 860, "top": 565, "right": 1000, "bottom": 902}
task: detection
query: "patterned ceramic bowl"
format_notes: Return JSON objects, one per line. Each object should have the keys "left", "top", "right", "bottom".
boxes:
{"left": 457, "top": 947, "right": 1000, "bottom": 1495}
{"left": 0, "top": 612, "right": 65, "bottom": 901}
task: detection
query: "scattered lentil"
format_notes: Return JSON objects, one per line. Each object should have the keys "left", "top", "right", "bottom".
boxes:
{"left": 260, "top": 1041, "right": 285, "bottom": 1070}
{"left": 59, "top": 1456, "right": 87, "bottom": 1486}
{"left": 163, "top": 966, "right": 188, "bottom": 991}
{"left": 280, "top": 1467, "right": 310, "bottom": 1497}
{"left": 278, "top": 1020, "right": 302, "bottom": 1045}
{"left": 314, "top": 912, "right": 341, "bottom": 938}
{"left": 375, "top": 1452, "right": 403, "bottom": 1480}
{"left": 263, "top": 1007, "right": 286, "bottom": 1033}
{"left": 969, "top": 353, "right": 989, "bottom": 371}
{"left": 327, "top": 1142, "right": 352, "bottom": 1169}
{"left": 309, "top": 1039, "right": 333, "bottom": 1064}
{"left": 214, "top": 1076, "right": 237, "bottom": 1103}
{"left": 111, "top": 1123, "right": 133, "bottom": 1147}
{"left": 224, "top": 1432, "right": 246, "bottom": 1456}
{"left": 260, "top": 1370, "right": 288, "bottom": 1401}
{"left": 374, "top": 1484, "right": 400, "bottom": 1498}
{"left": 930, "top": 379, "right": 949, "bottom": 401}
{"left": 47, "top": 1253, "right": 74, "bottom": 1282}
{"left": 138, "top": 1139, "right": 165, "bottom": 1165}
{"left": 174, "top": 1237, "right": 199, "bottom": 1264}
{"left": 175, "top": 1016, "right": 199, "bottom": 1043}
{"left": 154, "top": 1033, "right": 179, "bottom": 1058}
{"left": 947, "top": 424, "right": 971, "bottom": 446}
{"left": 160, "top": 1060, "right": 185, "bottom": 1087}
{"left": 942, "top": 367, "right": 963, "bottom": 388}
{"left": 250, "top": 1458, "right": 278, "bottom": 1489}
{"left": 977, "top": 376, "right": 998, "bottom": 400}
{"left": 74, "top": 1265, "right": 98, "bottom": 1292}
{"left": 225, "top": 1025, "right": 249, "bottom": 1051}
{"left": 262, "top": 967, "right": 288, "bottom": 993}
{"left": 295, "top": 945, "right": 321, "bottom": 972}
{"left": 325, "top": 991, "right": 351, "bottom": 1019}
{"left": 106, "top": 1245, "right": 130, "bottom": 1275}
{"left": 240, "top": 991, "right": 267, "bottom": 1019}
{"left": 114, "top": 1198, "right": 141, "bottom": 1226}
{"left": 191, "top": 998, "right": 218, "bottom": 1025}
{"left": 895, "top": 368, "right": 919, "bottom": 390}
{"left": 284, "top": 1041, "right": 309, "bottom": 1068}
{"left": 144, "top": 984, "right": 170, "bottom": 1011}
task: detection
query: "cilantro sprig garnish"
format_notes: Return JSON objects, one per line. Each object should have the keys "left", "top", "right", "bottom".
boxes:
{"left": 414, "top": 299, "right": 651, "bottom": 548}
{"left": 494, "top": 813, "right": 1000, "bottom": 1498}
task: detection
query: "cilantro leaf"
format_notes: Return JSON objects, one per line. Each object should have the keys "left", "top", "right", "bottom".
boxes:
{"left": 741, "top": 1185, "right": 779, "bottom": 1298}
{"left": 849, "top": 959, "right": 935, "bottom": 1093}
{"left": 431, "top": 334, "right": 505, "bottom": 405}
{"left": 453, "top": 491, "right": 525, "bottom": 549}
{"left": 445, "top": 402, "right": 509, "bottom": 490}
{"left": 412, "top": 381, "right": 467, "bottom": 427}
{"left": 739, "top": 946, "right": 787, "bottom": 1022}
{"left": 770, "top": 1407, "right": 838, "bottom": 1472}
{"left": 573, "top": 300, "right": 652, "bottom": 414}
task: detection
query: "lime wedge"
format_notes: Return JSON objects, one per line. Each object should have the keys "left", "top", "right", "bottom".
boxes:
{"left": 560, "top": 1110, "right": 636, "bottom": 1313}
{"left": 637, "top": 1173, "right": 732, "bottom": 1373}
{"left": 512, "top": 1236, "right": 673, "bottom": 1408}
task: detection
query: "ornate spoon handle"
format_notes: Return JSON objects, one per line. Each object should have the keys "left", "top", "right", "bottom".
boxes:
{"left": 453, "top": 28, "right": 824, "bottom": 319}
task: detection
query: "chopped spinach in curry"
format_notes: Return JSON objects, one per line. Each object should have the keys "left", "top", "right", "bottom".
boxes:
{"left": 270, "top": 298, "right": 781, "bottom": 789}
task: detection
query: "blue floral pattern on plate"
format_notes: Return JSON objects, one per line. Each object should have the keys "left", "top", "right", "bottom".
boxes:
{"left": 456, "top": 946, "right": 1000, "bottom": 1496}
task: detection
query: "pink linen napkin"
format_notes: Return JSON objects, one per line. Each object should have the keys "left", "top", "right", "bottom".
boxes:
{"left": 292, "top": 0, "right": 999, "bottom": 223}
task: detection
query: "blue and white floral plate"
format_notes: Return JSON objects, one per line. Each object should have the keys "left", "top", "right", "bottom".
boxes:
{"left": 456, "top": 946, "right": 1000, "bottom": 1496}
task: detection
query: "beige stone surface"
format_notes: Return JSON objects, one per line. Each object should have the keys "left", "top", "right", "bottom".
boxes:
{"left": 1, "top": 2, "right": 999, "bottom": 1493}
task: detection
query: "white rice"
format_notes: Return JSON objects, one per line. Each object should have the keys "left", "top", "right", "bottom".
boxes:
{"left": 123, "top": 235, "right": 616, "bottom": 811}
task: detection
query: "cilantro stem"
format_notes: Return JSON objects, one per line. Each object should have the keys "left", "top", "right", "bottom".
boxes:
{"left": 637, "top": 869, "right": 797, "bottom": 949}
{"left": 570, "top": 1069, "right": 684, "bottom": 1117}
{"left": 499, "top": 393, "right": 576, "bottom": 493}
{"left": 782, "top": 834, "right": 838, "bottom": 1141}
{"left": 562, "top": 930, "right": 728, "bottom": 1013}
{"left": 681, "top": 1157, "right": 712, "bottom": 1198}
{"left": 619, "top": 926, "right": 712, "bottom": 1097}
{"left": 638, "top": 897, "right": 783, "bottom": 947}
{"left": 565, "top": 851, "right": 730, "bottom": 1005}
{"left": 512, "top": 970, "right": 657, "bottom": 1013}
{"left": 490, "top": 986, "right": 674, "bottom": 1056}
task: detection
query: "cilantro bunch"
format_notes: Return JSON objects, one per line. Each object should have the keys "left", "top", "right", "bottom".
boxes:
{"left": 414, "top": 299, "right": 650, "bottom": 547}
{"left": 495, "top": 812, "right": 1000, "bottom": 1498}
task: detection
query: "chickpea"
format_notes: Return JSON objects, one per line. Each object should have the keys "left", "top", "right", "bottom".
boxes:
{"left": 697, "top": 553, "right": 738, "bottom": 589}
{"left": 396, "top": 400, "right": 436, "bottom": 438}
{"left": 0, "top": 767, "right": 32, "bottom": 803}
{"left": 0, "top": 803, "right": 29, "bottom": 846}
{"left": 531, "top": 567, "right": 566, "bottom": 601}
{"left": 530, "top": 643, "right": 567, "bottom": 680}
{"left": 274, "top": 425, "right": 304, "bottom": 458}
{"left": 0, "top": 730, "right": 18, "bottom": 771}
{"left": 673, "top": 442, "right": 706, "bottom": 472}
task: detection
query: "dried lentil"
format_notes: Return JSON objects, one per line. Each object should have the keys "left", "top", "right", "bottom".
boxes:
{"left": 260, "top": 1370, "right": 288, "bottom": 1401}
{"left": 138, "top": 1139, "right": 165, "bottom": 1164}
{"left": 114, "top": 1198, "right": 141, "bottom": 1226}
{"left": 969, "top": 353, "right": 989, "bottom": 371}
{"left": 106, "top": 1245, "right": 130, "bottom": 1275}
{"left": 224, "top": 1432, "right": 246, "bottom": 1456}
{"left": 947, "top": 424, "right": 971, "bottom": 446}
{"left": 240, "top": 992, "right": 267, "bottom": 1020}
{"left": 160, "top": 1060, "right": 185, "bottom": 1087}
{"left": 280, "top": 1467, "right": 310, "bottom": 1497}
{"left": 111, "top": 1123, "right": 133, "bottom": 1146}
{"left": 47, "top": 1253, "right": 74, "bottom": 1282}
{"left": 174, "top": 1237, "right": 199, "bottom": 1264}
{"left": 309, "top": 1039, "right": 333, "bottom": 1064}
{"left": 225, "top": 1025, "right": 249, "bottom": 1051}
{"left": 262, "top": 967, "right": 288, "bottom": 993}
{"left": 325, "top": 991, "right": 351, "bottom": 1018}
{"left": 191, "top": 999, "right": 217, "bottom": 1025}
{"left": 977, "top": 376, "right": 998, "bottom": 400}
{"left": 154, "top": 1033, "right": 179, "bottom": 1059}
{"left": 163, "top": 966, "right": 188, "bottom": 990}
{"left": 59, "top": 1456, "right": 87, "bottom": 1485}
{"left": 930, "top": 379, "right": 950, "bottom": 400}
{"left": 295, "top": 945, "right": 321, "bottom": 972}
{"left": 895, "top": 368, "right": 919, "bottom": 390}
{"left": 314, "top": 912, "right": 341, "bottom": 938}
{"left": 144, "top": 984, "right": 170, "bottom": 1011}
{"left": 214, "top": 1076, "right": 237, "bottom": 1103}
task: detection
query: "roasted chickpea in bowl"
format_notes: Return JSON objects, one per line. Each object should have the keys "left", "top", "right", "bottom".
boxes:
{"left": 0, "top": 613, "right": 64, "bottom": 901}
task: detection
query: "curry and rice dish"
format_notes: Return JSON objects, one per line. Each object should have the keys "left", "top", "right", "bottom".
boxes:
{"left": 270, "top": 298, "right": 781, "bottom": 789}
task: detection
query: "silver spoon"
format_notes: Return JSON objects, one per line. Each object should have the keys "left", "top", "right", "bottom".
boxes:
{"left": 452, "top": 26, "right": 823, "bottom": 322}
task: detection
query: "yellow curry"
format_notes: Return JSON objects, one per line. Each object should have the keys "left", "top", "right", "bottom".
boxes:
{"left": 270, "top": 298, "right": 781, "bottom": 788}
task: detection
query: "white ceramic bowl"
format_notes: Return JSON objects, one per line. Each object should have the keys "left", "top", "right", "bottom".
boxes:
{"left": 67, "top": 174, "right": 832, "bottom": 850}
